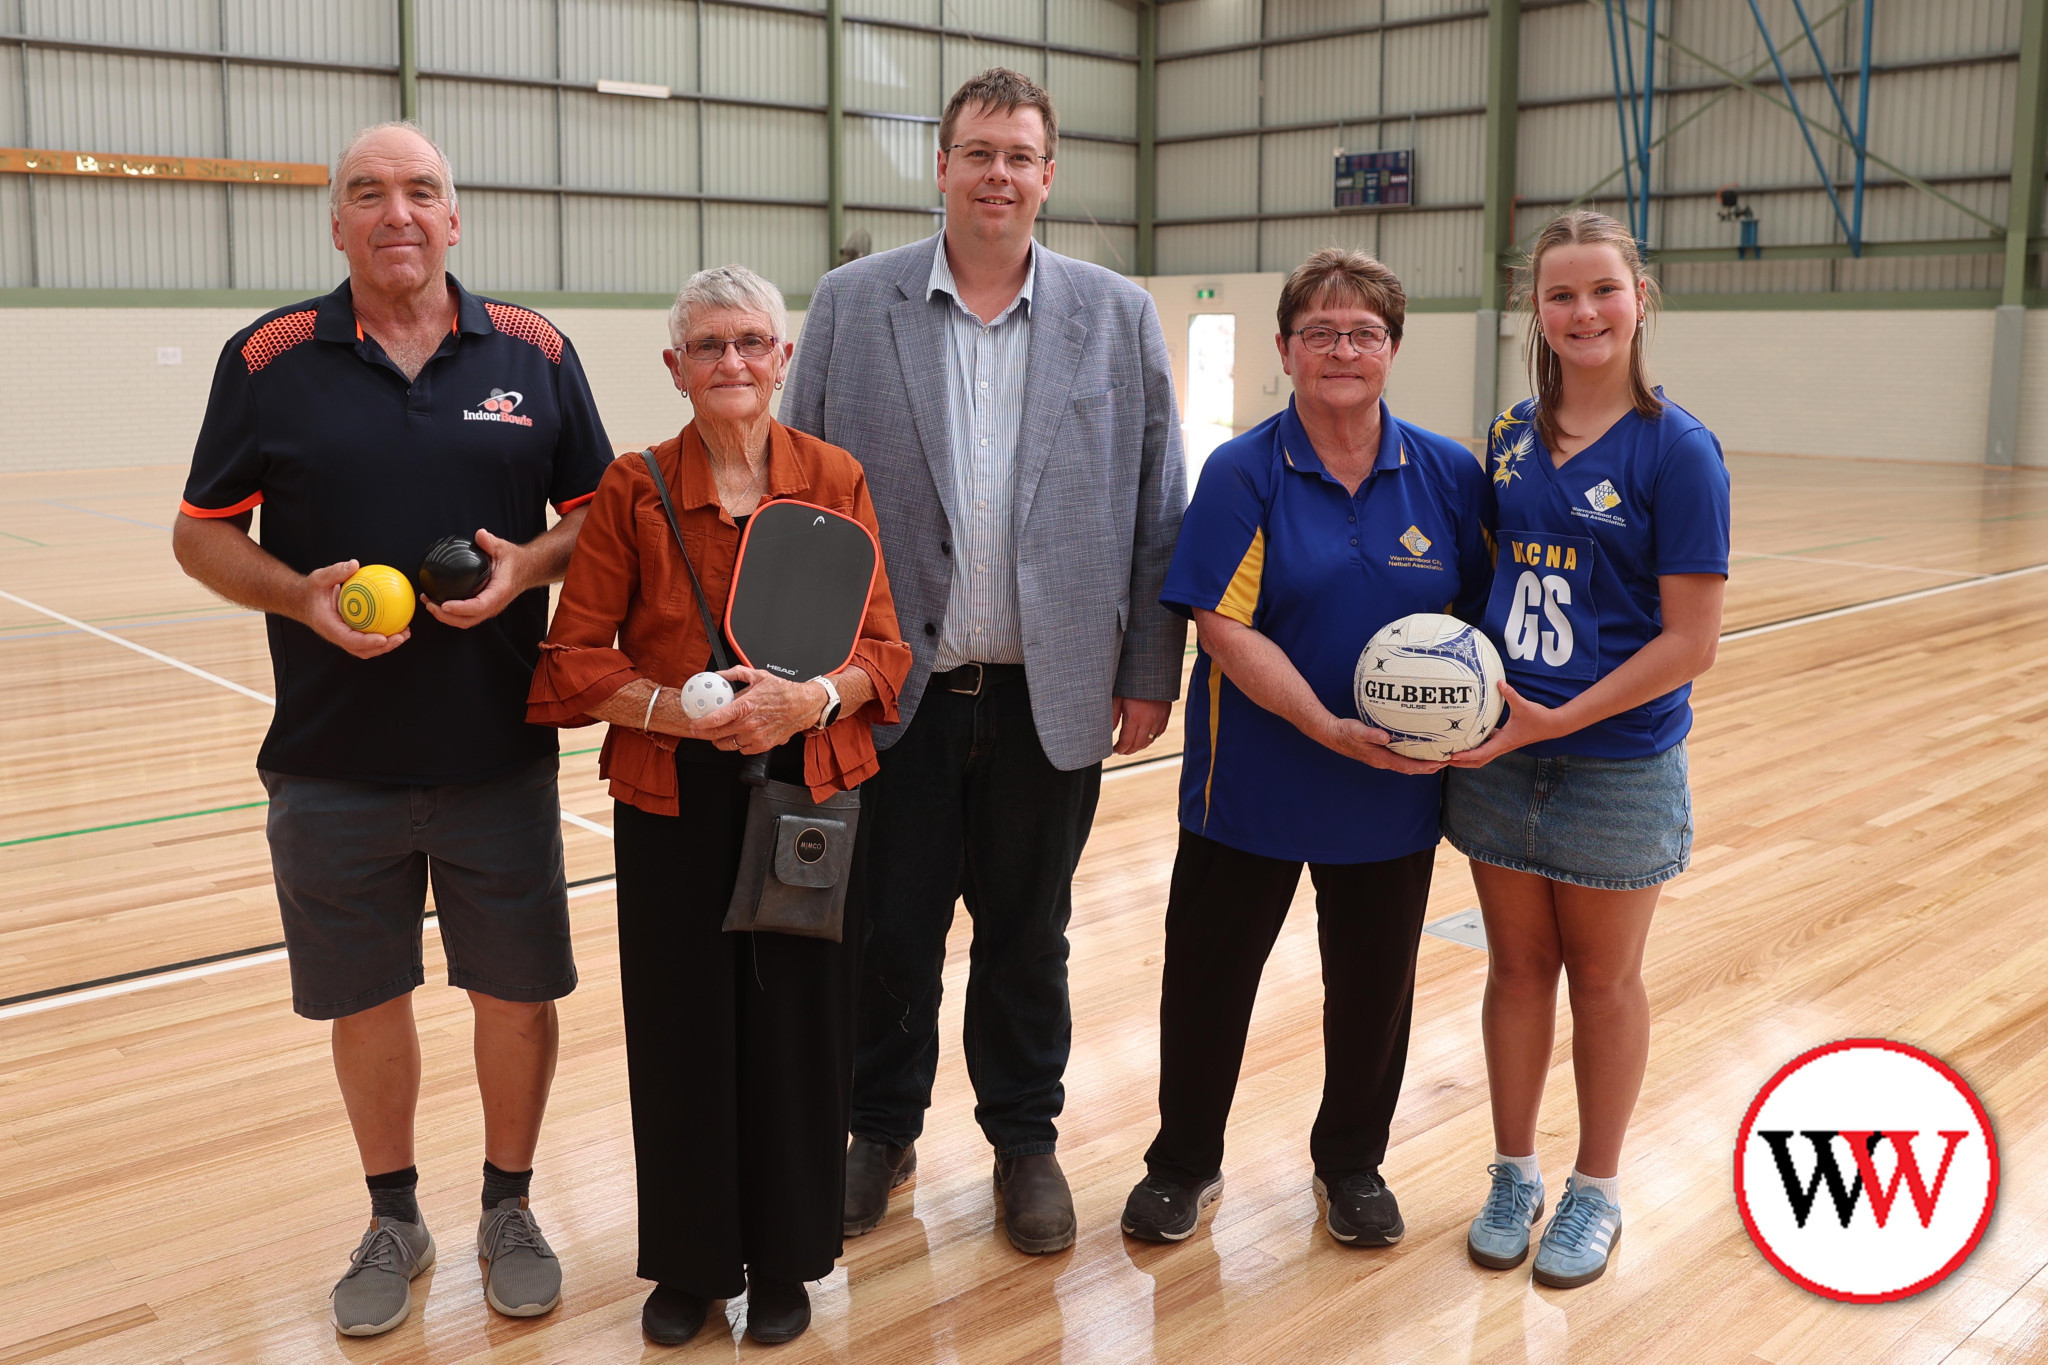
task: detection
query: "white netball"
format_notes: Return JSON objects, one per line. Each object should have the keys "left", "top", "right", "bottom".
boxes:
{"left": 1352, "top": 613, "right": 1507, "bottom": 760}
{"left": 680, "top": 671, "right": 735, "bottom": 720}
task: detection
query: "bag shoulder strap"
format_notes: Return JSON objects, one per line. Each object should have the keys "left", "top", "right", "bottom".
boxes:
{"left": 640, "top": 446, "right": 735, "bottom": 673}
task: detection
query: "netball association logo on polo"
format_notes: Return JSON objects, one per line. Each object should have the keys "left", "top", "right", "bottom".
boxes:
{"left": 1735, "top": 1039, "right": 1998, "bottom": 1302}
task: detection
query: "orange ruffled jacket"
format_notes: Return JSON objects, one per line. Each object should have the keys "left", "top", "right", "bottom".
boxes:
{"left": 527, "top": 419, "right": 912, "bottom": 813}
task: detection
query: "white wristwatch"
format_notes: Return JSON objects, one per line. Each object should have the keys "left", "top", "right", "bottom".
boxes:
{"left": 808, "top": 674, "right": 843, "bottom": 731}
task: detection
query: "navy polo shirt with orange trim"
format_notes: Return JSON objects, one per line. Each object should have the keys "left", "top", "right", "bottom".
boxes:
{"left": 181, "top": 276, "right": 612, "bottom": 784}
{"left": 1160, "top": 397, "right": 1492, "bottom": 864}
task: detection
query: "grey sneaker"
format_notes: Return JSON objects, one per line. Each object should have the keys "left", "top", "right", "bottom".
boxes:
{"left": 332, "top": 1217, "right": 436, "bottom": 1337}
{"left": 477, "top": 1198, "right": 562, "bottom": 1317}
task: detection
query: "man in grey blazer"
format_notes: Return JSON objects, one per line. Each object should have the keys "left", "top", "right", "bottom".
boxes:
{"left": 782, "top": 68, "right": 1187, "bottom": 1254}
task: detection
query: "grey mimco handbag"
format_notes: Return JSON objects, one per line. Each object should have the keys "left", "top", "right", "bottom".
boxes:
{"left": 639, "top": 448, "right": 857, "bottom": 943}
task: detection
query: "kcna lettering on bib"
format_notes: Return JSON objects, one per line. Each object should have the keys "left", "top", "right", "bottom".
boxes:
{"left": 1477, "top": 395, "right": 1732, "bottom": 760}
{"left": 1488, "top": 531, "right": 1598, "bottom": 681}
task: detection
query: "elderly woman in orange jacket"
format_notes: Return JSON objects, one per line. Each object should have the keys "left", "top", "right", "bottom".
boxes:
{"left": 527, "top": 264, "right": 910, "bottom": 1348}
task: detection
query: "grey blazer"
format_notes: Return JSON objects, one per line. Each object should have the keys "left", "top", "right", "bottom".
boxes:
{"left": 783, "top": 236, "right": 1187, "bottom": 770}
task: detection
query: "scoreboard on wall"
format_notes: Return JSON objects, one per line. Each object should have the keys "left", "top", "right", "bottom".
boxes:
{"left": 1333, "top": 149, "right": 1412, "bottom": 210}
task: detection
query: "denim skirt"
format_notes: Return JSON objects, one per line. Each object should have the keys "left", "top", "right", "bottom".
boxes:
{"left": 1441, "top": 743, "right": 1692, "bottom": 891}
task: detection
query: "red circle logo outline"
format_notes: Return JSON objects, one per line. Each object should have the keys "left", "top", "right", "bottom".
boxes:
{"left": 1733, "top": 1037, "right": 2000, "bottom": 1303}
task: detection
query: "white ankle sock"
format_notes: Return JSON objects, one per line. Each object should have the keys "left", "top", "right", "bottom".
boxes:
{"left": 1496, "top": 1151, "right": 1542, "bottom": 1183}
{"left": 1571, "top": 1169, "right": 1620, "bottom": 1205}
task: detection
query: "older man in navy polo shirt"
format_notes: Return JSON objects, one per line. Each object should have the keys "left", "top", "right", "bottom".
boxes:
{"left": 172, "top": 122, "right": 611, "bottom": 1338}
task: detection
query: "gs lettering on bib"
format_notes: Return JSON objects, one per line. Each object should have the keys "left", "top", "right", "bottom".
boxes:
{"left": 1487, "top": 531, "right": 1598, "bottom": 682}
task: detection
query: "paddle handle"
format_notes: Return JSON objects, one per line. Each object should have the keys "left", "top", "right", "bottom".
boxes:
{"left": 740, "top": 751, "right": 770, "bottom": 787}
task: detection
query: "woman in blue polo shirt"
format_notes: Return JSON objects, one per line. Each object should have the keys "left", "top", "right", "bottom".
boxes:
{"left": 1120, "top": 248, "right": 1491, "bottom": 1249}
{"left": 1447, "top": 211, "right": 1729, "bottom": 1289}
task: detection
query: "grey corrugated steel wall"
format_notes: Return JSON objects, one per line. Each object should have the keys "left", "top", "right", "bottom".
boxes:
{"left": 14, "top": 0, "right": 2024, "bottom": 301}
{"left": 1511, "top": 0, "right": 2023, "bottom": 295}
{"left": 4, "top": 0, "right": 398, "bottom": 290}
{"left": 1154, "top": 0, "right": 2031, "bottom": 298}
{"left": 1155, "top": 0, "right": 1488, "bottom": 286}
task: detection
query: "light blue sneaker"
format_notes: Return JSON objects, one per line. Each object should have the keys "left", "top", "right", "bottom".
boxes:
{"left": 1531, "top": 1177, "right": 1622, "bottom": 1288}
{"left": 1467, "top": 1163, "right": 1546, "bottom": 1269}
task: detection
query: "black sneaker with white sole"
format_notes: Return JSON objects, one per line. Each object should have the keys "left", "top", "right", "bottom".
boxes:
{"left": 1313, "top": 1171, "right": 1405, "bottom": 1246}
{"left": 1121, "top": 1171, "right": 1225, "bottom": 1243}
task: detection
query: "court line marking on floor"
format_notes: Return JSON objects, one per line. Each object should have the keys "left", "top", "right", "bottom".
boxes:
{"left": 5, "top": 749, "right": 605, "bottom": 849}
{"left": 0, "top": 587, "right": 276, "bottom": 706}
{"left": 1729, "top": 550, "right": 1979, "bottom": 579}
{"left": 1721, "top": 560, "right": 2048, "bottom": 642}
{"left": 0, "top": 879, "right": 619, "bottom": 1022}
{"left": 1104, "top": 750, "right": 1184, "bottom": 781}
{"left": 0, "top": 608, "right": 258, "bottom": 645}
{"left": 15, "top": 558, "right": 2044, "bottom": 1019}
{"left": 0, "top": 585, "right": 612, "bottom": 846}
{"left": 0, "top": 800, "right": 271, "bottom": 849}
{"left": 41, "top": 499, "right": 171, "bottom": 531}
{"left": 560, "top": 810, "right": 614, "bottom": 839}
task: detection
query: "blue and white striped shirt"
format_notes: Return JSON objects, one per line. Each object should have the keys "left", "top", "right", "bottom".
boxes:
{"left": 927, "top": 236, "right": 1035, "bottom": 668}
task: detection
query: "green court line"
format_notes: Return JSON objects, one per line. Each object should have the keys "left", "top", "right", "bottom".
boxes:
{"left": 1768, "top": 536, "right": 1888, "bottom": 556}
{"left": 0, "top": 528, "right": 47, "bottom": 546}
{"left": 1, "top": 800, "right": 270, "bottom": 848}
{"left": 4, "top": 746, "right": 605, "bottom": 848}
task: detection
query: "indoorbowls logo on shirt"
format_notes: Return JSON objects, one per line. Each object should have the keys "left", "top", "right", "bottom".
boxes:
{"left": 1734, "top": 1039, "right": 1999, "bottom": 1303}
{"left": 465, "top": 387, "right": 533, "bottom": 427}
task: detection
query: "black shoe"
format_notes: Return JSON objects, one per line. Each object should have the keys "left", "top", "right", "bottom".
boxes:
{"left": 1314, "top": 1171, "right": 1405, "bottom": 1246}
{"left": 844, "top": 1135, "right": 916, "bottom": 1237}
{"left": 1121, "top": 1170, "right": 1225, "bottom": 1243}
{"left": 993, "top": 1153, "right": 1077, "bottom": 1254}
{"left": 745, "top": 1274, "right": 810, "bottom": 1344}
{"left": 641, "top": 1283, "right": 711, "bottom": 1345}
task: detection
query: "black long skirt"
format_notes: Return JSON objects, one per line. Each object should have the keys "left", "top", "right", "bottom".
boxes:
{"left": 612, "top": 741, "right": 864, "bottom": 1297}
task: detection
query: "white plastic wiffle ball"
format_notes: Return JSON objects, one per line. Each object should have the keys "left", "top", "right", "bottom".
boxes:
{"left": 680, "top": 671, "right": 735, "bottom": 720}
{"left": 1352, "top": 613, "right": 1506, "bottom": 760}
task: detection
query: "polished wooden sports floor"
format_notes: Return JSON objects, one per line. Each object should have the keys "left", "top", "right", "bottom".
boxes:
{"left": 4, "top": 452, "right": 2048, "bottom": 1363}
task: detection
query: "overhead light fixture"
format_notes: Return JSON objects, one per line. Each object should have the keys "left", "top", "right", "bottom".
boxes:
{"left": 596, "top": 79, "right": 670, "bottom": 100}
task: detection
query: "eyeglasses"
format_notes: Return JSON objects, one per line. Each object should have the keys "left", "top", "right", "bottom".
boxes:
{"left": 1289, "top": 324, "right": 1390, "bottom": 355}
{"left": 680, "top": 334, "right": 778, "bottom": 362}
{"left": 943, "top": 144, "right": 1052, "bottom": 176}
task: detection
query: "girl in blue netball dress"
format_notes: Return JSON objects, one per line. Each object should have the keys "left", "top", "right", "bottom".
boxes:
{"left": 1445, "top": 211, "right": 1730, "bottom": 1288}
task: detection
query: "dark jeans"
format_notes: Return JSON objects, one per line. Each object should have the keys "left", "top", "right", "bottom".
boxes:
{"left": 852, "top": 670, "right": 1102, "bottom": 1158}
{"left": 1143, "top": 828, "right": 1436, "bottom": 1187}
{"left": 613, "top": 744, "right": 864, "bottom": 1297}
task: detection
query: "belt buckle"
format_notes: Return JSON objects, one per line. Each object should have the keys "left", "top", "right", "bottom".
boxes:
{"left": 948, "top": 662, "right": 984, "bottom": 696}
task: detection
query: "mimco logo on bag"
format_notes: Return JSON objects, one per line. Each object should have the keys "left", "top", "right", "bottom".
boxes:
{"left": 794, "top": 828, "right": 827, "bottom": 864}
{"left": 1735, "top": 1039, "right": 1998, "bottom": 1302}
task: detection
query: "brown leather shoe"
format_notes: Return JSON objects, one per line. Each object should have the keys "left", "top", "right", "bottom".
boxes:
{"left": 844, "top": 1136, "right": 916, "bottom": 1237}
{"left": 993, "top": 1153, "right": 1077, "bottom": 1254}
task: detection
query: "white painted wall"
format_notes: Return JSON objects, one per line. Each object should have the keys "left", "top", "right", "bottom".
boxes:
{"left": 0, "top": 304, "right": 807, "bottom": 476}
{"left": 5, "top": 291, "right": 2048, "bottom": 474}
{"left": 1141, "top": 272, "right": 1477, "bottom": 452}
{"left": 1490, "top": 309, "right": 2018, "bottom": 467}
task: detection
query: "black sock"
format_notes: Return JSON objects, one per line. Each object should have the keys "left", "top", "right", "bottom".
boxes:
{"left": 366, "top": 1165, "right": 421, "bottom": 1225}
{"left": 482, "top": 1159, "right": 533, "bottom": 1209}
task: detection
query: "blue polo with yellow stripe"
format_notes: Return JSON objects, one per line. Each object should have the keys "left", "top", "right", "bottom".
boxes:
{"left": 1161, "top": 397, "right": 1493, "bottom": 864}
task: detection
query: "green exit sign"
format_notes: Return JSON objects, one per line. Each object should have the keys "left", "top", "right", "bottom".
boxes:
{"left": 1195, "top": 288, "right": 1215, "bottom": 299}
